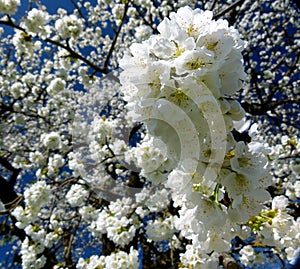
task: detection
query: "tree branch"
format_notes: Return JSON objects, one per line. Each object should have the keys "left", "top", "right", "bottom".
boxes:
{"left": 102, "top": 1, "right": 130, "bottom": 72}
{"left": 0, "top": 18, "right": 120, "bottom": 82}
{"left": 213, "top": 0, "right": 245, "bottom": 20}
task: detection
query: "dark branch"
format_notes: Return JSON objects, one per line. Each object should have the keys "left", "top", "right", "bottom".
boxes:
{"left": 213, "top": 0, "right": 245, "bottom": 20}
{"left": 103, "top": 1, "right": 130, "bottom": 72}
{"left": 0, "top": 18, "right": 120, "bottom": 82}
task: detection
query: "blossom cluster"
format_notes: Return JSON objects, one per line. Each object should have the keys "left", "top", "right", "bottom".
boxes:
{"left": 251, "top": 196, "right": 300, "bottom": 261}
{"left": 12, "top": 181, "right": 51, "bottom": 229}
{"left": 76, "top": 247, "right": 139, "bottom": 269}
{"left": 10, "top": 181, "right": 58, "bottom": 268}
{"left": 120, "top": 6, "right": 273, "bottom": 265}
{"left": 0, "top": 0, "right": 20, "bottom": 15}
{"left": 268, "top": 135, "right": 300, "bottom": 200}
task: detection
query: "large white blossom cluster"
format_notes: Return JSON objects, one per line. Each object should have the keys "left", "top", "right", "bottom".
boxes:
{"left": 120, "top": 6, "right": 273, "bottom": 265}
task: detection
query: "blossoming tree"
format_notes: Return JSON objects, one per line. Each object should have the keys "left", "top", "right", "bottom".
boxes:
{"left": 0, "top": 0, "right": 299, "bottom": 268}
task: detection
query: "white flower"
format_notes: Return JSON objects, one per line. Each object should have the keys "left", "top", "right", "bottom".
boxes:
{"left": 20, "top": 238, "right": 46, "bottom": 269}
{"left": 197, "top": 25, "right": 235, "bottom": 60}
{"left": 239, "top": 245, "right": 255, "bottom": 266}
{"left": 272, "top": 195, "right": 289, "bottom": 210}
{"left": 227, "top": 99, "right": 245, "bottom": 121}
{"left": 133, "top": 136, "right": 168, "bottom": 175}
{"left": 248, "top": 141, "right": 271, "bottom": 155}
{"left": 218, "top": 50, "right": 246, "bottom": 96}
{"left": 29, "top": 151, "right": 46, "bottom": 166}
{"left": 157, "top": 15, "right": 188, "bottom": 42}
{"left": 134, "top": 25, "right": 152, "bottom": 41}
{"left": 222, "top": 172, "right": 257, "bottom": 199}
{"left": 191, "top": 193, "right": 227, "bottom": 232}
{"left": 76, "top": 255, "right": 105, "bottom": 269}
{"left": 42, "top": 131, "right": 62, "bottom": 149}
{"left": 173, "top": 48, "right": 215, "bottom": 76}
{"left": 10, "top": 81, "right": 24, "bottom": 98}
{"left": 169, "top": 7, "right": 214, "bottom": 40}
{"left": 68, "top": 152, "right": 87, "bottom": 178}
{"left": 104, "top": 247, "right": 139, "bottom": 269}
{"left": 78, "top": 205, "right": 96, "bottom": 221}
{"left": 291, "top": 163, "right": 300, "bottom": 177}
{"left": 295, "top": 181, "right": 300, "bottom": 198}
{"left": 179, "top": 244, "right": 219, "bottom": 268}
{"left": 48, "top": 154, "right": 64, "bottom": 170}
{"left": 55, "top": 14, "right": 83, "bottom": 38}
{"left": 229, "top": 142, "right": 270, "bottom": 183}
{"left": 23, "top": 8, "right": 50, "bottom": 37}
{"left": 12, "top": 30, "right": 41, "bottom": 58}
{"left": 281, "top": 135, "right": 289, "bottom": 145}
{"left": 106, "top": 216, "right": 136, "bottom": 246}
{"left": 88, "top": 116, "right": 115, "bottom": 144}
{"left": 46, "top": 78, "right": 66, "bottom": 96}
{"left": 66, "top": 184, "right": 89, "bottom": 207}
{"left": 166, "top": 169, "right": 193, "bottom": 197}
{"left": 228, "top": 189, "right": 271, "bottom": 223}
{"left": 109, "top": 197, "right": 133, "bottom": 217}
{"left": 0, "top": 0, "right": 20, "bottom": 15}
{"left": 175, "top": 205, "right": 205, "bottom": 240}
{"left": 92, "top": 209, "right": 109, "bottom": 235}
{"left": 286, "top": 246, "right": 300, "bottom": 264}
{"left": 11, "top": 206, "right": 31, "bottom": 228}
{"left": 204, "top": 231, "right": 231, "bottom": 252}
{"left": 146, "top": 216, "right": 176, "bottom": 241}
{"left": 24, "top": 181, "right": 50, "bottom": 209}
{"left": 272, "top": 211, "right": 294, "bottom": 240}
{"left": 146, "top": 188, "right": 170, "bottom": 212}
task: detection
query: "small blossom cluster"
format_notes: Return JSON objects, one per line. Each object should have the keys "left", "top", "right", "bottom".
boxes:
{"left": 126, "top": 135, "right": 172, "bottom": 184}
{"left": 249, "top": 195, "right": 300, "bottom": 263}
{"left": 12, "top": 181, "right": 51, "bottom": 229}
{"left": 55, "top": 14, "right": 84, "bottom": 40}
{"left": 46, "top": 77, "right": 66, "bottom": 96}
{"left": 66, "top": 184, "right": 89, "bottom": 207}
{"left": 0, "top": 0, "right": 20, "bottom": 15}
{"left": 135, "top": 187, "right": 170, "bottom": 213}
{"left": 22, "top": 8, "right": 50, "bottom": 38}
{"left": 41, "top": 131, "right": 62, "bottom": 150}
{"left": 12, "top": 30, "right": 42, "bottom": 58}
{"left": 239, "top": 245, "right": 265, "bottom": 266}
{"left": 10, "top": 181, "right": 58, "bottom": 269}
{"left": 146, "top": 215, "right": 176, "bottom": 242}
{"left": 76, "top": 247, "right": 139, "bottom": 269}
{"left": 20, "top": 237, "right": 47, "bottom": 269}
{"left": 91, "top": 197, "right": 138, "bottom": 246}
{"left": 179, "top": 244, "right": 219, "bottom": 268}
{"left": 268, "top": 135, "right": 300, "bottom": 200}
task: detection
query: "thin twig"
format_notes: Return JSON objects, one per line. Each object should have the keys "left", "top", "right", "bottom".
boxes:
{"left": 213, "top": 0, "right": 245, "bottom": 19}
{"left": 103, "top": 1, "right": 130, "bottom": 72}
